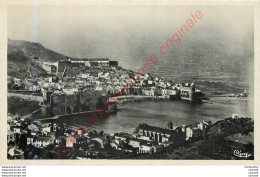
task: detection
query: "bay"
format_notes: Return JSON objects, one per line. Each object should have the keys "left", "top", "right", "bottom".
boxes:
{"left": 49, "top": 96, "right": 253, "bottom": 134}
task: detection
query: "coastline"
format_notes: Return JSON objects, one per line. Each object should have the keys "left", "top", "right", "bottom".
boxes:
{"left": 35, "top": 95, "right": 169, "bottom": 121}
{"left": 116, "top": 95, "right": 169, "bottom": 107}
{"left": 37, "top": 95, "right": 250, "bottom": 123}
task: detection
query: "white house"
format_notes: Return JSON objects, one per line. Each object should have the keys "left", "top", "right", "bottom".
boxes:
{"left": 14, "top": 127, "right": 21, "bottom": 134}
{"left": 35, "top": 137, "right": 53, "bottom": 148}
{"left": 66, "top": 137, "right": 76, "bottom": 148}
{"left": 139, "top": 144, "right": 153, "bottom": 153}
{"left": 186, "top": 127, "right": 203, "bottom": 140}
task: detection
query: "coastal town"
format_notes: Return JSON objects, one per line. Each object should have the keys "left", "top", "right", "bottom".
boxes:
{"left": 8, "top": 111, "right": 213, "bottom": 159}
{"left": 7, "top": 57, "right": 205, "bottom": 159}
{"left": 3, "top": 2, "right": 257, "bottom": 177}
{"left": 7, "top": 57, "right": 252, "bottom": 159}
{"left": 7, "top": 107, "right": 253, "bottom": 159}
{"left": 8, "top": 57, "right": 208, "bottom": 121}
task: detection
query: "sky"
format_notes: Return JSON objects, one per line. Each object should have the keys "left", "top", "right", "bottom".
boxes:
{"left": 7, "top": 5, "right": 254, "bottom": 77}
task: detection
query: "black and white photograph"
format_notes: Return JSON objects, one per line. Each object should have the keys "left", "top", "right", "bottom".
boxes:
{"left": 5, "top": 3, "right": 255, "bottom": 161}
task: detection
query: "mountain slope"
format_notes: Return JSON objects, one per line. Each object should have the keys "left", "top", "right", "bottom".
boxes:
{"left": 8, "top": 39, "right": 70, "bottom": 79}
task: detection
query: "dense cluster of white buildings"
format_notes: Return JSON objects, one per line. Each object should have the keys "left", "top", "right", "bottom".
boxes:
{"left": 8, "top": 57, "right": 204, "bottom": 112}
{"left": 7, "top": 57, "right": 209, "bottom": 159}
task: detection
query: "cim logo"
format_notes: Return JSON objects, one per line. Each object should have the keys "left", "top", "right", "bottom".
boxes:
{"left": 233, "top": 150, "right": 252, "bottom": 158}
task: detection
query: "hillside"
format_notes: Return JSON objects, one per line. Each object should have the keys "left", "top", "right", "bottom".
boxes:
{"left": 166, "top": 117, "right": 254, "bottom": 160}
{"left": 7, "top": 39, "right": 70, "bottom": 79}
